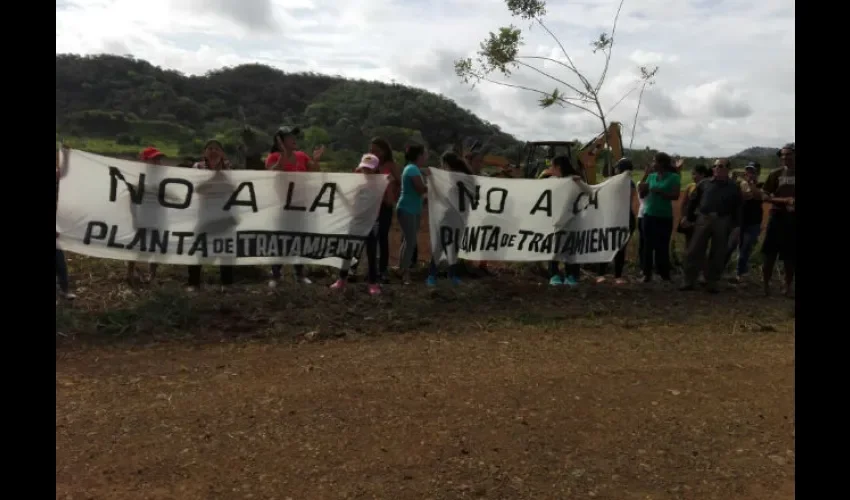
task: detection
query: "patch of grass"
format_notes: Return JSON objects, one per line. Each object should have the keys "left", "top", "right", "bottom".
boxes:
{"left": 56, "top": 253, "right": 795, "bottom": 347}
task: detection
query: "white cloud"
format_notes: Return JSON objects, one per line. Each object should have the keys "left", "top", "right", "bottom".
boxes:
{"left": 56, "top": 0, "right": 795, "bottom": 156}
{"left": 629, "top": 50, "right": 678, "bottom": 66}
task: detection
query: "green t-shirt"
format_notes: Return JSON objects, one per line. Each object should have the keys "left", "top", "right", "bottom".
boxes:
{"left": 643, "top": 172, "right": 681, "bottom": 218}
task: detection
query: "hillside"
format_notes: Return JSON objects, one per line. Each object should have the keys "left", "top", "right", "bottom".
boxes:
{"left": 734, "top": 146, "right": 780, "bottom": 159}
{"left": 56, "top": 54, "right": 783, "bottom": 171}
{"left": 55, "top": 54, "right": 521, "bottom": 167}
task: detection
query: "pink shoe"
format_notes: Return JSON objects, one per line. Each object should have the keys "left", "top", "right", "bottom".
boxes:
{"left": 330, "top": 279, "right": 346, "bottom": 290}
{"left": 367, "top": 284, "right": 382, "bottom": 296}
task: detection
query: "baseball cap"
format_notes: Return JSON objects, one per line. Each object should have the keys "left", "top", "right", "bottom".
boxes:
{"left": 745, "top": 161, "right": 759, "bottom": 172}
{"left": 358, "top": 153, "right": 380, "bottom": 170}
{"left": 139, "top": 147, "right": 164, "bottom": 161}
{"left": 615, "top": 157, "right": 634, "bottom": 172}
{"left": 277, "top": 126, "right": 301, "bottom": 137}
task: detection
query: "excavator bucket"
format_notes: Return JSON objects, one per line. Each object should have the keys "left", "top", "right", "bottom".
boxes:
{"left": 576, "top": 122, "right": 624, "bottom": 184}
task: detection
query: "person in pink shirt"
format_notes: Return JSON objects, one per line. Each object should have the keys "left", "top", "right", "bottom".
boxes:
{"left": 265, "top": 126, "right": 323, "bottom": 172}
{"left": 265, "top": 126, "right": 325, "bottom": 286}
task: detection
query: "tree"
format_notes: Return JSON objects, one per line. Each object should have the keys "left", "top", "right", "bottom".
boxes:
{"left": 454, "top": 0, "right": 658, "bottom": 176}
{"left": 56, "top": 53, "right": 523, "bottom": 158}
{"left": 303, "top": 126, "right": 331, "bottom": 150}
{"left": 629, "top": 65, "right": 659, "bottom": 151}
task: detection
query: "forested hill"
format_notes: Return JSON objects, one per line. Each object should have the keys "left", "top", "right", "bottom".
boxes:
{"left": 55, "top": 54, "right": 520, "bottom": 162}
{"left": 56, "top": 54, "right": 783, "bottom": 171}
{"left": 734, "top": 147, "right": 780, "bottom": 158}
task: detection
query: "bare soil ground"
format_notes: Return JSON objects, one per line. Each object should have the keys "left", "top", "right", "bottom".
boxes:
{"left": 56, "top": 251, "right": 794, "bottom": 500}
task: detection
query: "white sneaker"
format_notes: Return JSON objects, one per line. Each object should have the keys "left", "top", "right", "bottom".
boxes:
{"left": 185, "top": 286, "right": 197, "bottom": 293}
{"left": 62, "top": 291, "right": 77, "bottom": 300}
{"left": 298, "top": 276, "right": 313, "bottom": 285}
{"left": 267, "top": 279, "right": 279, "bottom": 288}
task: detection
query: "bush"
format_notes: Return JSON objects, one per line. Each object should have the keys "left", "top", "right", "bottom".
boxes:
{"left": 115, "top": 134, "right": 141, "bottom": 146}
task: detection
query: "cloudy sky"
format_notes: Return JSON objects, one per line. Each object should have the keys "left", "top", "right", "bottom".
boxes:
{"left": 56, "top": 0, "right": 795, "bottom": 156}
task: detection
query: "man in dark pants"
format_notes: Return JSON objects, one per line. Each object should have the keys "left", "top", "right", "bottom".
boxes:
{"left": 761, "top": 143, "right": 796, "bottom": 297}
{"left": 725, "top": 162, "right": 765, "bottom": 281}
{"left": 680, "top": 158, "right": 743, "bottom": 293}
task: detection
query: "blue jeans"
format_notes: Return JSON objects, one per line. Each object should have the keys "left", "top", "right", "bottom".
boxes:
{"left": 735, "top": 223, "right": 762, "bottom": 276}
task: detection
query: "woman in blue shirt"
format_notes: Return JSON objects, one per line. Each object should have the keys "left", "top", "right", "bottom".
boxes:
{"left": 396, "top": 144, "right": 428, "bottom": 285}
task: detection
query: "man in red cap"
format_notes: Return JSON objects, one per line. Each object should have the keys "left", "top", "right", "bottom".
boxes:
{"left": 127, "top": 147, "right": 165, "bottom": 284}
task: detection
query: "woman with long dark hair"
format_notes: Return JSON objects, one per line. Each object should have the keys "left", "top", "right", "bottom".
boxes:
{"left": 186, "top": 139, "right": 235, "bottom": 292}
{"left": 637, "top": 152, "right": 681, "bottom": 282}
{"left": 396, "top": 144, "right": 428, "bottom": 285}
{"left": 369, "top": 137, "right": 398, "bottom": 282}
{"left": 265, "top": 126, "right": 325, "bottom": 286}
{"left": 426, "top": 151, "right": 471, "bottom": 286}
{"left": 596, "top": 158, "right": 638, "bottom": 284}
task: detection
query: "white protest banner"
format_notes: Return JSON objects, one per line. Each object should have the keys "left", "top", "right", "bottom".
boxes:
{"left": 56, "top": 149, "right": 388, "bottom": 267}
{"left": 427, "top": 170, "right": 632, "bottom": 264}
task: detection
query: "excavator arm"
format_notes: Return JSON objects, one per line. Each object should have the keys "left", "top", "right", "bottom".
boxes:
{"left": 577, "top": 122, "right": 624, "bottom": 184}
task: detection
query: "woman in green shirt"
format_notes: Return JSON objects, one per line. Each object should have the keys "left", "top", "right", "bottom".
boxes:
{"left": 637, "top": 152, "right": 681, "bottom": 282}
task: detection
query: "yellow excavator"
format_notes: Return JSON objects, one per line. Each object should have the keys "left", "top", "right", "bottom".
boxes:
{"left": 464, "top": 122, "right": 625, "bottom": 183}
{"left": 576, "top": 122, "right": 624, "bottom": 184}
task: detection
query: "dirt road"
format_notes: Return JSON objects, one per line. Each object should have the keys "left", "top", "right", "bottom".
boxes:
{"left": 57, "top": 289, "right": 794, "bottom": 500}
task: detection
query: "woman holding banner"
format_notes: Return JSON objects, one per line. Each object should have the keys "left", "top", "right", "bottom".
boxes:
{"left": 265, "top": 126, "right": 325, "bottom": 286}
{"left": 463, "top": 142, "right": 492, "bottom": 278}
{"left": 186, "top": 139, "right": 235, "bottom": 292}
{"left": 396, "top": 144, "right": 428, "bottom": 285}
{"left": 370, "top": 137, "right": 398, "bottom": 282}
{"left": 595, "top": 158, "right": 638, "bottom": 285}
{"left": 544, "top": 155, "right": 583, "bottom": 287}
{"left": 426, "top": 151, "right": 471, "bottom": 286}
{"left": 126, "top": 146, "right": 165, "bottom": 285}
{"left": 349, "top": 137, "right": 399, "bottom": 283}
{"left": 329, "top": 153, "right": 383, "bottom": 295}
{"left": 56, "top": 149, "right": 76, "bottom": 300}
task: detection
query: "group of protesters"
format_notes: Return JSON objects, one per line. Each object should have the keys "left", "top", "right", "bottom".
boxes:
{"left": 55, "top": 127, "right": 796, "bottom": 300}
{"left": 635, "top": 143, "right": 796, "bottom": 297}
